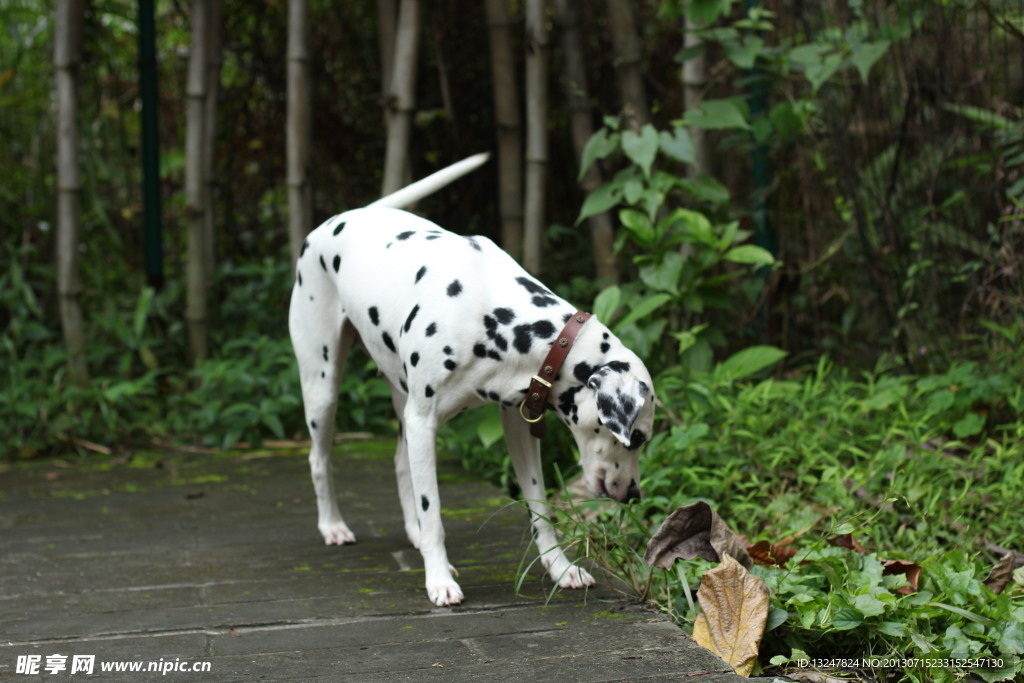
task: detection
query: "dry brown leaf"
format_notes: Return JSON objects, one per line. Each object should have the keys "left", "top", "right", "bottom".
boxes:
{"left": 748, "top": 540, "right": 798, "bottom": 567}
{"left": 643, "top": 502, "right": 752, "bottom": 569}
{"left": 692, "top": 553, "right": 770, "bottom": 677}
{"left": 983, "top": 552, "right": 1018, "bottom": 595}
{"left": 881, "top": 560, "right": 922, "bottom": 594}
{"left": 827, "top": 533, "right": 867, "bottom": 553}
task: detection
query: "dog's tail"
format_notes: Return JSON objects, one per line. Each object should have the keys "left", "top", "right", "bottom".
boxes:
{"left": 367, "top": 152, "right": 491, "bottom": 210}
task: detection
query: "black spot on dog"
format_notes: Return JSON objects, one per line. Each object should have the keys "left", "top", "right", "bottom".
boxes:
{"left": 322, "top": 345, "right": 329, "bottom": 362}
{"left": 515, "top": 276, "right": 558, "bottom": 307}
{"left": 487, "top": 391, "right": 500, "bottom": 402}
{"left": 447, "top": 280, "right": 462, "bottom": 297}
{"left": 574, "top": 361, "right": 596, "bottom": 384}
{"left": 421, "top": 494, "right": 430, "bottom": 511}
{"left": 476, "top": 388, "right": 488, "bottom": 399}
{"left": 628, "top": 429, "right": 647, "bottom": 451}
{"left": 444, "top": 359, "right": 457, "bottom": 371}
{"left": 605, "top": 360, "right": 631, "bottom": 373}
{"left": 297, "top": 270, "right": 303, "bottom": 287}
{"left": 301, "top": 240, "right": 310, "bottom": 257}
{"left": 310, "top": 420, "right": 318, "bottom": 430}
{"left": 321, "top": 371, "right": 325, "bottom": 378}
{"left": 426, "top": 234, "right": 441, "bottom": 241}
{"left": 488, "top": 350, "right": 502, "bottom": 361}
{"left": 600, "top": 342, "right": 610, "bottom": 354}
{"left": 397, "top": 230, "right": 415, "bottom": 241}
{"left": 319, "top": 255, "right": 327, "bottom": 272}
{"left": 558, "top": 386, "right": 583, "bottom": 423}
{"left": 410, "top": 352, "right": 420, "bottom": 367}
{"left": 404, "top": 304, "right": 420, "bottom": 333}
{"left": 443, "top": 346, "right": 453, "bottom": 355}
{"left": 493, "top": 308, "right": 515, "bottom": 324}
{"left": 415, "top": 265, "right": 427, "bottom": 283}
{"left": 332, "top": 221, "right": 346, "bottom": 236}
{"left": 369, "top": 307, "right": 380, "bottom": 326}
{"left": 425, "top": 385, "right": 434, "bottom": 398}
{"left": 512, "top": 320, "right": 556, "bottom": 353}
{"left": 382, "top": 332, "right": 397, "bottom": 353}
{"left": 399, "top": 378, "right": 408, "bottom": 392}
{"left": 473, "top": 344, "right": 486, "bottom": 358}
{"left": 425, "top": 322, "right": 437, "bottom": 337}
{"left": 465, "top": 236, "right": 483, "bottom": 251}
{"left": 332, "top": 255, "right": 341, "bottom": 272}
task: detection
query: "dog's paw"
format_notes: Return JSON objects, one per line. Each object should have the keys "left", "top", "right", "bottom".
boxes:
{"left": 556, "top": 564, "right": 596, "bottom": 590}
{"left": 426, "top": 578, "right": 464, "bottom": 607}
{"left": 319, "top": 521, "right": 357, "bottom": 545}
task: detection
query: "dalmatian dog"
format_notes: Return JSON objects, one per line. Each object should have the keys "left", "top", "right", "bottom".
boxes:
{"left": 288, "top": 156, "right": 655, "bottom": 606}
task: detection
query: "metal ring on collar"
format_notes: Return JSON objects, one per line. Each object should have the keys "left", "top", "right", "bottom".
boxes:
{"left": 518, "top": 399, "right": 544, "bottom": 424}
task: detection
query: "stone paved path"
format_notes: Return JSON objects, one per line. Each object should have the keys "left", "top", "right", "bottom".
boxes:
{"left": 1, "top": 438, "right": 774, "bottom": 681}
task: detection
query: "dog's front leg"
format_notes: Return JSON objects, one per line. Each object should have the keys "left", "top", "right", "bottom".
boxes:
{"left": 500, "top": 407, "right": 595, "bottom": 589}
{"left": 404, "top": 405, "right": 463, "bottom": 606}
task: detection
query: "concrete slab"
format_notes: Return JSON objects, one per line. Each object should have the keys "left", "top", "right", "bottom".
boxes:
{"left": 0, "top": 439, "right": 775, "bottom": 681}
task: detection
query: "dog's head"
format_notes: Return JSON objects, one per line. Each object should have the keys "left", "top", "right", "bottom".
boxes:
{"left": 560, "top": 351, "right": 655, "bottom": 504}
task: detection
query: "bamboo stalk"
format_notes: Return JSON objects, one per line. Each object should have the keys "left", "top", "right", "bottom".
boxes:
{"left": 287, "top": 0, "right": 312, "bottom": 268}
{"left": 381, "top": 0, "right": 421, "bottom": 196}
{"left": 605, "top": 0, "right": 650, "bottom": 126}
{"left": 555, "top": 0, "right": 618, "bottom": 282}
{"left": 55, "top": 0, "right": 89, "bottom": 385}
{"left": 185, "top": 0, "right": 209, "bottom": 363}
{"left": 523, "top": 0, "right": 549, "bottom": 276}
{"left": 484, "top": 0, "right": 524, "bottom": 260}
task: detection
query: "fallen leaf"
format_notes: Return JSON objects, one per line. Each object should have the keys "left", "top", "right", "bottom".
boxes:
{"left": 983, "top": 552, "right": 1018, "bottom": 595}
{"left": 692, "top": 553, "right": 770, "bottom": 677}
{"left": 644, "top": 502, "right": 752, "bottom": 569}
{"left": 828, "top": 533, "right": 867, "bottom": 553}
{"left": 748, "top": 540, "right": 797, "bottom": 567}
{"left": 881, "top": 560, "right": 921, "bottom": 594}
{"left": 228, "top": 628, "right": 241, "bottom": 637}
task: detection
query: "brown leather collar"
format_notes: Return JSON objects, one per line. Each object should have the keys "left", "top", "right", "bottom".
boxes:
{"left": 519, "top": 310, "right": 591, "bottom": 438}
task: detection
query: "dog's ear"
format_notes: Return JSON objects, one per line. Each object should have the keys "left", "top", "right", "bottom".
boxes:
{"left": 587, "top": 364, "right": 650, "bottom": 448}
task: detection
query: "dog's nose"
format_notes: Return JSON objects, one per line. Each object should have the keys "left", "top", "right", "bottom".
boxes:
{"left": 624, "top": 479, "right": 641, "bottom": 503}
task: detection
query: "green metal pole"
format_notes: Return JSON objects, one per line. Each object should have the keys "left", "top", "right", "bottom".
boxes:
{"left": 138, "top": 0, "right": 163, "bottom": 289}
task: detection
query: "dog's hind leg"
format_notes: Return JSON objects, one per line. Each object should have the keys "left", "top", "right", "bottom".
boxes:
{"left": 389, "top": 385, "right": 421, "bottom": 549}
{"left": 289, "top": 266, "right": 358, "bottom": 545}
{"left": 500, "top": 407, "right": 596, "bottom": 589}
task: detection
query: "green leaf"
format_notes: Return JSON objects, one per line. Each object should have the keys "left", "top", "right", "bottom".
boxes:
{"left": 724, "top": 35, "right": 764, "bottom": 69}
{"left": 639, "top": 252, "right": 684, "bottom": 294}
{"left": 614, "top": 293, "right": 672, "bottom": 332}
{"left": 579, "top": 128, "right": 620, "bottom": 180}
{"left": 875, "top": 621, "right": 907, "bottom": 637}
{"left": 851, "top": 40, "right": 890, "bottom": 83}
{"left": 132, "top": 286, "right": 155, "bottom": 342}
{"left": 724, "top": 244, "right": 774, "bottom": 266}
{"left": 593, "top": 286, "right": 622, "bottom": 324}
{"left": 953, "top": 412, "right": 985, "bottom": 438}
{"left": 659, "top": 127, "right": 695, "bottom": 164}
{"left": 674, "top": 208, "right": 715, "bottom": 246}
{"left": 621, "top": 124, "right": 659, "bottom": 178}
{"left": 476, "top": 408, "right": 505, "bottom": 448}
{"left": 831, "top": 607, "right": 863, "bottom": 630}
{"left": 619, "top": 208, "right": 656, "bottom": 246}
{"left": 683, "top": 98, "right": 750, "bottom": 131}
{"left": 577, "top": 182, "right": 621, "bottom": 224}
{"left": 996, "top": 620, "right": 1024, "bottom": 655}
{"left": 716, "top": 346, "right": 787, "bottom": 381}
{"left": 262, "top": 413, "right": 285, "bottom": 438}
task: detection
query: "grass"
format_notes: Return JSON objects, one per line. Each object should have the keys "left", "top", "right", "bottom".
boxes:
{"left": 555, "top": 356, "right": 1024, "bottom": 682}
